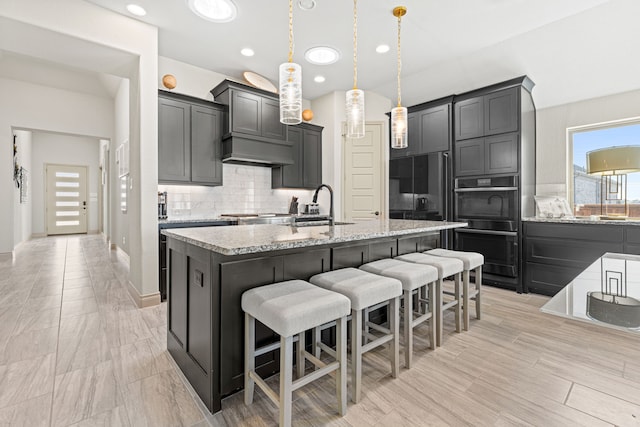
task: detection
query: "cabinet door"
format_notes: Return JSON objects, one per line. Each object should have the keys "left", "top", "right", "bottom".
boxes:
{"left": 390, "top": 112, "right": 417, "bottom": 158}
{"left": 485, "top": 133, "right": 518, "bottom": 175}
{"left": 159, "top": 97, "right": 190, "bottom": 182}
{"left": 332, "top": 244, "right": 369, "bottom": 269}
{"left": 455, "top": 138, "right": 485, "bottom": 177}
{"left": 220, "top": 256, "right": 284, "bottom": 395}
{"left": 302, "top": 128, "right": 322, "bottom": 189}
{"left": 484, "top": 88, "right": 518, "bottom": 136}
{"left": 261, "top": 97, "right": 286, "bottom": 140}
{"left": 283, "top": 249, "right": 330, "bottom": 280}
{"left": 276, "top": 126, "right": 303, "bottom": 188}
{"left": 454, "top": 97, "right": 483, "bottom": 141}
{"left": 231, "top": 90, "right": 261, "bottom": 136}
{"left": 187, "top": 246, "right": 212, "bottom": 375}
{"left": 191, "top": 105, "right": 223, "bottom": 185}
{"left": 420, "top": 104, "right": 450, "bottom": 153}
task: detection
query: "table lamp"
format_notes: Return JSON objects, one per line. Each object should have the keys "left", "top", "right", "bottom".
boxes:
{"left": 586, "top": 145, "right": 640, "bottom": 219}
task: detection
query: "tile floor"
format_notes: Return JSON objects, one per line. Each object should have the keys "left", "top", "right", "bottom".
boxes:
{"left": 3, "top": 235, "right": 640, "bottom": 426}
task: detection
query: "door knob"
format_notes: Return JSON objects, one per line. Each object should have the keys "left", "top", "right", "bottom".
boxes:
{"left": 374, "top": 211, "right": 380, "bottom": 216}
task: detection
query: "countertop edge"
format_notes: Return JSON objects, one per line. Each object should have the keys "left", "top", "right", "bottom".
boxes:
{"left": 523, "top": 217, "right": 640, "bottom": 225}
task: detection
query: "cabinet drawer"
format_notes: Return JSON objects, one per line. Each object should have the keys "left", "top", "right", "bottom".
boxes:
{"left": 525, "top": 262, "right": 582, "bottom": 296}
{"left": 525, "top": 237, "right": 622, "bottom": 269}
{"left": 525, "top": 222, "right": 622, "bottom": 242}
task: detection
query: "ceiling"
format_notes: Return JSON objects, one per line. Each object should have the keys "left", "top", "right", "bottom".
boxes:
{"left": 82, "top": 0, "right": 640, "bottom": 109}
{"left": 3, "top": 1, "right": 638, "bottom": 110}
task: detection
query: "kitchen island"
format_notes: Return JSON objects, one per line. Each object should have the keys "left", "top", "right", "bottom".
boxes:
{"left": 162, "top": 219, "right": 466, "bottom": 413}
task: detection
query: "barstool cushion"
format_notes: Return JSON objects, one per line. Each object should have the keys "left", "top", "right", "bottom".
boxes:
{"left": 242, "top": 280, "right": 350, "bottom": 337}
{"left": 396, "top": 253, "right": 463, "bottom": 278}
{"left": 310, "top": 268, "right": 402, "bottom": 311}
{"left": 425, "top": 248, "right": 484, "bottom": 270}
{"left": 359, "top": 259, "right": 438, "bottom": 291}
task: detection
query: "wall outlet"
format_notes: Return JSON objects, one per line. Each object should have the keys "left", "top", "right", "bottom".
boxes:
{"left": 122, "top": 236, "right": 126, "bottom": 245}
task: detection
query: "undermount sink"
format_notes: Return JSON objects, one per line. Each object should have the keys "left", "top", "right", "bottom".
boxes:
{"left": 283, "top": 221, "right": 354, "bottom": 227}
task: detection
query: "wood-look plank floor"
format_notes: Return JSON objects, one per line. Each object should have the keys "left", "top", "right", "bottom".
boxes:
{"left": 1, "top": 235, "right": 640, "bottom": 426}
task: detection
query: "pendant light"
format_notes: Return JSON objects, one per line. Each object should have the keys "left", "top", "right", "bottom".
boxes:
{"left": 391, "top": 6, "right": 408, "bottom": 149}
{"left": 346, "top": 0, "right": 365, "bottom": 138}
{"left": 279, "top": 0, "right": 302, "bottom": 125}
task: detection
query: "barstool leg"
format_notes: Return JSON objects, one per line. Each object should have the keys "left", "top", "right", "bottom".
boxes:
{"left": 312, "top": 327, "right": 321, "bottom": 360}
{"left": 279, "top": 335, "right": 294, "bottom": 427}
{"left": 428, "top": 282, "right": 436, "bottom": 350}
{"left": 244, "top": 313, "right": 255, "bottom": 405}
{"left": 475, "top": 266, "right": 482, "bottom": 319}
{"left": 463, "top": 270, "right": 470, "bottom": 331}
{"left": 390, "top": 296, "right": 400, "bottom": 378}
{"left": 297, "top": 331, "right": 306, "bottom": 378}
{"left": 403, "top": 290, "right": 413, "bottom": 369}
{"left": 351, "top": 308, "right": 363, "bottom": 403}
{"left": 436, "top": 278, "right": 443, "bottom": 347}
{"left": 454, "top": 274, "right": 461, "bottom": 333}
{"left": 336, "top": 316, "right": 347, "bottom": 416}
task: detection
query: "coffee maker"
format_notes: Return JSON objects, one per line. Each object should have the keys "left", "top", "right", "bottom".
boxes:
{"left": 158, "top": 191, "right": 167, "bottom": 219}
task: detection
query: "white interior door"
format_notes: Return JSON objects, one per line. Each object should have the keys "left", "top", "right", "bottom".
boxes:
{"left": 343, "top": 123, "right": 385, "bottom": 222}
{"left": 46, "top": 164, "right": 88, "bottom": 235}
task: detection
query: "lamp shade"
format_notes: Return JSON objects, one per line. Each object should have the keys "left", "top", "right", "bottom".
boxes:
{"left": 586, "top": 146, "right": 640, "bottom": 175}
{"left": 279, "top": 62, "right": 302, "bottom": 125}
{"left": 346, "top": 89, "right": 365, "bottom": 138}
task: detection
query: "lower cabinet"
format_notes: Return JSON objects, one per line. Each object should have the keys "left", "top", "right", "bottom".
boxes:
{"left": 523, "top": 222, "right": 624, "bottom": 295}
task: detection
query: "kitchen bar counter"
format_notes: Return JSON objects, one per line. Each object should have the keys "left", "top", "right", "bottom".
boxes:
{"left": 162, "top": 219, "right": 467, "bottom": 255}
{"left": 164, "top": 219, "right": 465, "bottom": 413}
{"left": 523, "top": 216, "right": 640, "bottom": 225}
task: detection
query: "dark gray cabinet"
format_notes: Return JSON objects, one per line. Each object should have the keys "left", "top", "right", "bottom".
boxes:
{"left": 272, "top": 123, "right": 323, "bottom": 189}
{"left": 455, "top": 133, "right": 518, "bottom": 177}
{"left": 390, "top": 102, "right": 451, "bottom": 158}
{"left": 523, "top": 222, "right": 625, "bottom": 295}
{"left": 455, "top": 87, "right": 518, "bottom": 141}
{"left": 159, "top": 91, "right": 224, "bottom": 186}
{"left": 229, "top": 90, "right": 285, "bottom": 141}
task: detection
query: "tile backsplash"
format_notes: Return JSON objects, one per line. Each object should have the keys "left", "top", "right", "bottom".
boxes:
{"left": 158, "top": 164, "right": 315, "bottom": 219}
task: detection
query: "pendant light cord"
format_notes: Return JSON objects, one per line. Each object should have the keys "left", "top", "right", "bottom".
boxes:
{"left": 353, "top": 0, "right": 358, "bottom": 90}
{"left": 396, "top": 11, "right": 402, "bottom": 108}
{"left": 288, "top": 0, "right": 294, "bottom": 63}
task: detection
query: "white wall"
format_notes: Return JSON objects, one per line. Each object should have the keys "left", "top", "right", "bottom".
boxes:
{"left": 31, "top": 132, "right": 100, "bottom": 235}
{"left": 536, "top": 88, "right": 640, "bottom": 197}
{"left": 12, "top": 130, "right": 32, "bottom": 246}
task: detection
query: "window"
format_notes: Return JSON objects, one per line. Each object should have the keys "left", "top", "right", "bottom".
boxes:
{"left": 570, "top": 119, "right": 640, "bottom": 217}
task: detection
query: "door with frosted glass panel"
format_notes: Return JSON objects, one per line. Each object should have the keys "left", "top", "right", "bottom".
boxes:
{"left": 46, "top": 164, "right": 88, "bottom": 235}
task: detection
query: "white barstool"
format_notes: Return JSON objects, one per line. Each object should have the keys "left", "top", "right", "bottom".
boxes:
{"left": 359, "top": 258, "right": 439, "bottom": 369}
{"left": 242, "top": 280, "right": 350, "bottom": 427}
{"left": 426, "top": 248, "right": 483, "bottom": 330}
{"left": 395, "top": 253, "right": 464, "bottom": 346}
{"left": 310, "top": 268, "right": 402, "bottom": 403}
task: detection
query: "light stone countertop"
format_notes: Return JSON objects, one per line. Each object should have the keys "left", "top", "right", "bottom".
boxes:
{"left": 162, "top": 219, "right": 468, "bottom": 255}
{"left": 523, "top": 217, "right": 640, "bottom": 225}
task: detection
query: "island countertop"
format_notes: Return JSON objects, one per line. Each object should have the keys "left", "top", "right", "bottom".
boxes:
{"left": 162, "top": 219, "right": 467, "bottom": 255}
{"left": 523, "top": 217, "right": 640, "bottom": 225}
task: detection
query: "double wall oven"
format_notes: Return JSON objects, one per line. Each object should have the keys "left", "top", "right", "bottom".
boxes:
{"left": 454, "top": 176, "right": 520, "bottom": 287}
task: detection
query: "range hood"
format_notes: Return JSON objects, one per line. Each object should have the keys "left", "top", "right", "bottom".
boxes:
{"left": 212, "top": 79, "right": 295, "bottom": 167}
{"left": 221, "top": 134, "right": 294, "bottom": 166}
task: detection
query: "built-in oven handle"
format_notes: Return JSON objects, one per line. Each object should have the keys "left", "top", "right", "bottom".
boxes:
{"left": 455, "top": 228, "right": 517, "bottom": 236}
{"left": 454, "top": 187, "right": 518, "bottom": 192}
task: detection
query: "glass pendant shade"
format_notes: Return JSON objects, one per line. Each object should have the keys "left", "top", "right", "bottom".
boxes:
{"left": 279, "top": 62, "right": 302, "bottom": 125}
{"left": 391, "top": 106, "right": 408, "bottom": 149}
{"left": 346, "top": 89, "right": 365, "bottom": 138}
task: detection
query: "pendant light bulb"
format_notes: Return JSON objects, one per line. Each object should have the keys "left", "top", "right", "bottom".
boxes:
{"left": 279, "top": 0, "right": 302, "bottom": 125}
{"left": 346, "top": 0, "right": 365, "bottom": 138}
{"left": 391, "top": 6, "right": 407, "bottom": 149}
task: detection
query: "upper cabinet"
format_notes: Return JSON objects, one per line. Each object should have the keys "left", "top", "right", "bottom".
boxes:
{"left": 272, "top": 123, "right": 323, "bottom": 189}
{"left": 211, "top": 80, "right": 293, "bottom": 166}
{"left": 390, "top": 99, "right": 452, "bottom": 158}
{"left": 454, "top": 87, "right": 518, "bottom": 141}
{"left": 158, "top": 91, "right": 224, "bottom": 186}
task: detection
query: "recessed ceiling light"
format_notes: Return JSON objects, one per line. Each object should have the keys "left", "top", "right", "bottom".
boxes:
{"left": 126, "top": 4, "right": 147, "bottom": 16}
{"left": 298, "top": 0, "right": 316, "bottom": 10}
{"left": 304, "top": 46, "right": 340, "bottom": 65}
{"left": 240, "top": 48, "right": 254, "bottom": 57}
{"left": 314, "top": 75, "right": 326, "bottom": 83}
{"left": 376, "top": 44, "right": 390, "bottom": 54}
{"left": 187, "top": 0, "right": 237, "bottom": 23}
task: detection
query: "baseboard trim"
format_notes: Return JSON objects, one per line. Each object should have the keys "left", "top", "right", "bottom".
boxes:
{"left": 126, "top": 279, "right": 161, "bottom": 308}
{"left": 0, "top": 252, "right": 12, "bottom": 261}
{"left": 31, "top": 233, "right": 46, "bottom": 239}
